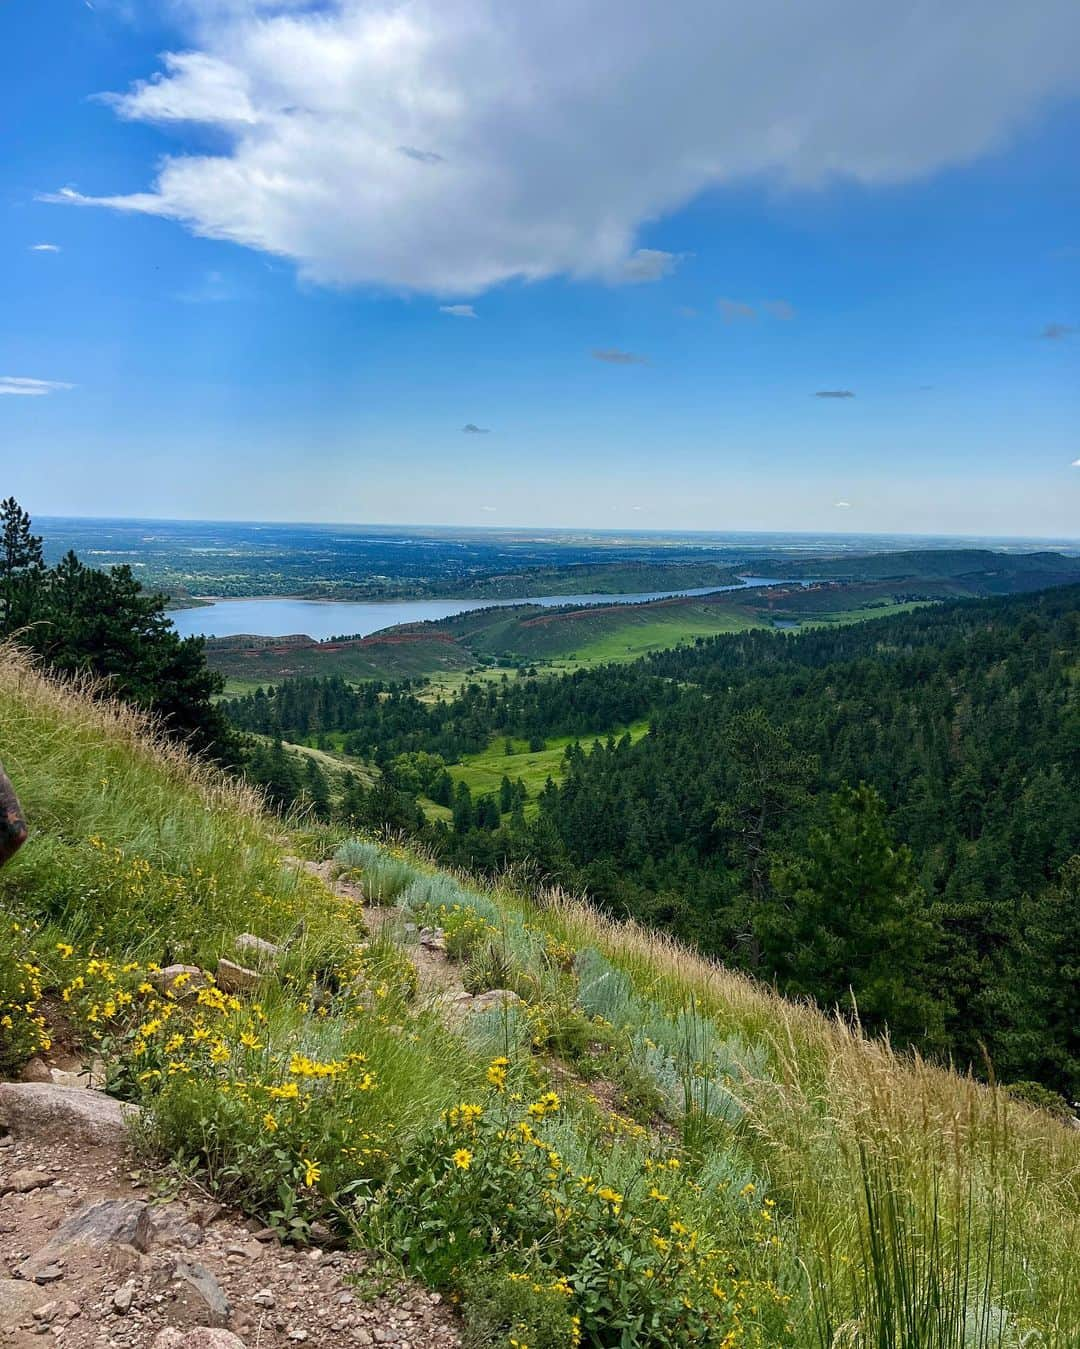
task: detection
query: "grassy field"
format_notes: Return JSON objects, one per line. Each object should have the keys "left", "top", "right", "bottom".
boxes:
{"left": 440, "top": 720, "right": 651, "bottom": 808}
{"left": 3, "top": 646, "right": 1077, "bottom": 1347}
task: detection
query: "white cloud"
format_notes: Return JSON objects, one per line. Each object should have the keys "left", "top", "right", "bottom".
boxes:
{"left": 833, "top": 500, "right": 853, "bottom": 509}
{"left": 1071, "top": 458, "right": 1080, "bottom": 467}
{"left": 620, "top": 249, "right": 679, "bottom": 284}
{"left": 440, "top": 304, "right": 477, "bottom": 318}
{"left": 29, "top": 243, "right": 61, "bottom": 252}
{"left": 46, "top": 0, "right": 1080, "bottom": 295}
{"left": 0, "top": 376, "right": 74, "bottom": 397}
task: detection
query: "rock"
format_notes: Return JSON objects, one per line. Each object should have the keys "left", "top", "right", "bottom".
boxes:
{"left": 17, "top": 1199, "right": 147, "bottom": 1280}
{"left": 152, "top": 1331, "right": 248, "bottom": 1349}
{"left": 234, "top": 933, "right": 282, "bottom": 965}
{"left": 33, "top": 1264, "right": 64, "bottom": 1284}
{"left": 215, "top": 958, "right": 261, "bottom": 994}
{"left": 149, "top": 964, "right": 209, "bottom": 998}
{"left": 32, "top": 1298, "right": 81, "bottom": 1324}
{"left": 0, "top": 1083, "right": 134, "bottom": 1147}
{"left": 251, "top": 1287, "right": 275, "bottom": 1308}
{"left": 170, "top": 1257, "right": 231, "bottom": 1326}
{"left": 0, "top": 1277, "right": 52, "bottom": 1322}
{"left": 112, "top": 1279, "right": 136, "bottom": 1314}
{"left": 0, "top": 1167, "right": 56, "bottom": 1195}
{"left": 18, "top": 1057, "right": 52, "bottom": 1083}
{"left": 418, "top": 927, "right": 447, "bottom": 952}
{"left": 48, "top": 1058, "right": 107, "bottom": 1090}
{"left": 443, "top": 988, "right": 523, "bottom": 1018}
{"left": 471, "top": 987, "right": 523, "bottom": 1011}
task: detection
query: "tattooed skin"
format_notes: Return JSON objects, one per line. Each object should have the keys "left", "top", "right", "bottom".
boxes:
{"left": 0, "top": 762, "right": 27, "bottom": 868}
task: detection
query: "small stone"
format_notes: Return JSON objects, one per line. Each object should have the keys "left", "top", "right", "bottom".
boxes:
{"left": 33, "top": 1264, "right": 64, "bottom": 1284}
{"left": 251, "top": 1288, "right": 275, "bottom": 1308}
{"left": 215, "top": 959, "right": 261, "bottom": 994}
{"left": 18, "top": 1058, "right": 52, "bottom": 1084}
{"left": 287, "top": 1331, "right": 308, "bottom": 1343}
{"left": 148, "top": 965, "right": 209, "bottom": 999}
{"left": 32, "top": 1298, "right": 81, "bottom": 1324}
{"left": 170, "top": 1257, "right": 231, "bottom": 1326}
{"left": 112, "top": 1280, "right": 136, "bottom": 1315}
{"left": 0, "top": 1167, "right": 56, "bottom": 1195}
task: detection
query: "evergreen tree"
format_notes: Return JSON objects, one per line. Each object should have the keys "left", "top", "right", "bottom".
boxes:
{"left": 338, "top": 771, "right": 367, "bottom": 826}
{"left": 301, "top": 756, "right": 332, "bottom": 819}
{"left": 766, "top": 783, "right": 944, "bottom": 1045}
{"left": 0, "top": 497, "right": 45, "bottom": 634}
{"left": 714, "top": 710, "right": 815, "bottom": 967}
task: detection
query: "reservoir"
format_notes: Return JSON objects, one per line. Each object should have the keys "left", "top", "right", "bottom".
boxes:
{"left": 170, "top": 577, "right": 792, "bottom": 642}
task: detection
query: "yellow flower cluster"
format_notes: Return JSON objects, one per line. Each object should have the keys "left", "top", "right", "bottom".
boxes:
{"left": 0, "top": 922, "right": 51, "bottom": 1061}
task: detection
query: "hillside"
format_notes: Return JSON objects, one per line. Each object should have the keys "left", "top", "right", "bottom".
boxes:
{"left": 203, "top": 550, "right": 1080, "bottom": 691}
{"left": 1, "top": 644, "right": 1078, "bottom": 1346}
{"left": 757, "top": 548, "right": 1080, "bottom": 590}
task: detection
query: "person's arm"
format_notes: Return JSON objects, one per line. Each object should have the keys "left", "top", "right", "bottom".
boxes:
{"left": 0, "top": 762, "right": 28, "bottom": 868}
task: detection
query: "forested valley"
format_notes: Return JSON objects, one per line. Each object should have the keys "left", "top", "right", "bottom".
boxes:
{"left": 227, "top": 587, "right": 1080, "bottom": 1104}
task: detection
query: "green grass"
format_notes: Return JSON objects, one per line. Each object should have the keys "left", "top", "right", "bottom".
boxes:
{"left": 442, "top": 721, "right": 651, "bottom": 809}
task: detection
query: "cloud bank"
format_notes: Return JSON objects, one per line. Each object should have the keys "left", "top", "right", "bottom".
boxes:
{"left": 49, "top": 0, "right": 1080, "bottom": 295}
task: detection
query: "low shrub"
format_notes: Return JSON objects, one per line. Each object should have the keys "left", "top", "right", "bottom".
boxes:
{"left": 366, "top": 1069, "right": 794, "bottom": 1348}
{"left": 335, "top": 840, "right": 417, "bottom": 905}
{"left": 463, "top": 1269, "right": 581, "bottom": 1349}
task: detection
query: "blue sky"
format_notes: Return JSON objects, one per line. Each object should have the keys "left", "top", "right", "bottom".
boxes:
{"left": 3, "top": 0, "right": 1079, "bottom": 536}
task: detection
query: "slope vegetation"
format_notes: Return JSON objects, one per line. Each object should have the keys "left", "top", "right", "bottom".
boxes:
{"left": 1, "top": 645, "right": 1078, "bottom": 1347}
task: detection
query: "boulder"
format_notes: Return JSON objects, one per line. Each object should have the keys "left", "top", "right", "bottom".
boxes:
{"left": 0, "top": 1083, "right": 133, "bottom": 1147}
{"left": 215, "top": 959, "right": 261, "bottom": 994}
{"left": 16, "top": 1199, "right": 148, "bottom": 1280}
{"left": 0, "top": 1277, "right": 53, "bottom": 1323}
{"left": 234, "top": 933, "right": 282, "bottom": 966}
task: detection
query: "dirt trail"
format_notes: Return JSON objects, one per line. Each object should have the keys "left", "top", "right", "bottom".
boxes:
{"left": 0, "top": 1089, "right": 459, "bottom": 1349}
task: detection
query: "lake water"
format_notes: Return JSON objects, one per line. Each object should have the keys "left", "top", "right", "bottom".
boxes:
{"left": 170, "top": 577, "right": 793, "bottom": 641}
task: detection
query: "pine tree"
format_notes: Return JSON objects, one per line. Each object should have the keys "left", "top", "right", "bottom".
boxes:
{"left": 765, "top": 783, "right": 944, "bottom": 1046}
{"left": 302, "top": 756, "right": 332, "bottom": 819}
{"left": 0, "top": 497, "right": 45, "bottom": 634}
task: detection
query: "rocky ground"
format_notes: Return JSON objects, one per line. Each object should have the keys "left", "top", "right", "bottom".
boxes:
{"left": 0, "top": 1081, "right": 461, "bottom": 1348}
